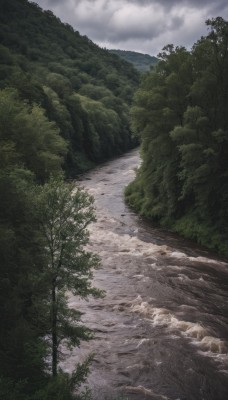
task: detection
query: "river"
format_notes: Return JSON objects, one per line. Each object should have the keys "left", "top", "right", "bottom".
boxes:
{"left": 62, "top": 149, "right": 228, "bottom": 400}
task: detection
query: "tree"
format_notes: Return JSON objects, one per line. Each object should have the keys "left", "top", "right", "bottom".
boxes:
{"left": 36, "top": 175, "right": 102, "bottom": 377}
{"left": 0, "top": 87, "right": 67, "bottom": 396}
{"left": 126, "top": 18, "right": 228, "bottom": 257}
{"left": 127, "top": 45, "right": 192, "bottom": 221}
{"left": 0, "top": 169, "right": 48, "bottom": 397}
{"left": 0, "top": 88, "right": 67, "bottom": 182}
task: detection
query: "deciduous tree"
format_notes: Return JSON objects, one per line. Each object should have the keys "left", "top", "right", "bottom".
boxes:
{"left": 36, "top": 176, "right": 102, "bottom": 377}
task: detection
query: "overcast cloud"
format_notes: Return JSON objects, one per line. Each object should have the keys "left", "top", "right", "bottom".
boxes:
{"left": 34, "top": 0, "right": 228, "bottom": 55}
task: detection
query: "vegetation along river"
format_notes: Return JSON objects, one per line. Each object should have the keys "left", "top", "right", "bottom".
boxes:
{"left": 61, "top": 149, "right": 228, "bottom": 400}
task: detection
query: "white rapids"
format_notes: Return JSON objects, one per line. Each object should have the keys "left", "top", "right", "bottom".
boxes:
{"left": 61, "top": 149, "right": 228, "bottom": 400}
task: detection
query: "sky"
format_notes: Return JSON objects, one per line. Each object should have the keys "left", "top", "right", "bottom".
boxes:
{"left": 34, "top": 0, "right": 228, "bottom": 56}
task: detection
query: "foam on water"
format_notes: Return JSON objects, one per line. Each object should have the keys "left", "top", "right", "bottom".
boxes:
{"left": 124, "top": 385, "right": 169, "bottom": 399}
{"left": 177, "top": 274, "right": 190, "bottom": 282}
{"left": 170, "top": 251, "right": 187, "bottom": 258}
{"left": 131, "top": 295, "right": 228, "bottom": 358}
{"left": 177, "top": 274, "right": 208, "bottom": 284}
{"left": 126, "top": 363, "right": 142, "bottom": 370}
{"left": 136, "top": 338, "right": 151, "bottom": 348}
{"left": 189, "top": 256, "right": 228, "bottom": 266}
{"left": 167, "top": 265, "right": 184, "bottom": 271}
{"left": 198, "top": 336, "right": 228, "bottom": 354}
{"left": 88, "top": 228, "right": 167, "bottom": 259}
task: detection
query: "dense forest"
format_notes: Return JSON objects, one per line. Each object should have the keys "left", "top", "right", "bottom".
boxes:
{"left": 0, "top": 0, "right": 138, "bottom": 398}
{"left": 0, "top": 0, "right": 139, "bottom": 177}
{"left": 109, "top": 50, "right": 158, "bottom": 72}
{"left": 125, "top": 17, "right": 228, "bottom": 258}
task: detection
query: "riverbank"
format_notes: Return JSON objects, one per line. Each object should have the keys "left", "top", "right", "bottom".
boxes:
{"left": 125, "top": 176, "right": 228, "bottom": 260}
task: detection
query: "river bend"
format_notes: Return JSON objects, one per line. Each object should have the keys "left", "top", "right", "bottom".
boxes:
{"left": 62, "top": 150, "right": 228, "bottom": 400}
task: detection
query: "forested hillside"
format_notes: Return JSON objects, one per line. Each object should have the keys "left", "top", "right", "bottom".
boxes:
{"left": 125, "top": 17, "right": 228, "bottom": 257}
{"left": 109, "top": 49, "right": 158, "bottom": 72}
{"left": 0, "top": 0, "right": 139, "bottom": 177}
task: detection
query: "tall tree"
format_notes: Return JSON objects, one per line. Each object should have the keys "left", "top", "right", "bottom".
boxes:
{"left": 36, "top": 176, "right": 102, "bottom": 377}
{"left": 127, "top": 45, "right": 192, "bottom": 221}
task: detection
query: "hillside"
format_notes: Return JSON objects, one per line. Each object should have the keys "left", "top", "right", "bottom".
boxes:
{"left": 0, "top": 0, "right": 139, "bottom": 176}
{"left": 109, "top": 49, "right": 158, "bottom": 72}
{"left": 125, "top": 19, "right": 228, "bottom": 257}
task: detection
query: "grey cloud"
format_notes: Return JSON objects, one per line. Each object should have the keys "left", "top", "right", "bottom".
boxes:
{"left": 35, "top": 0, "right": 228, "bottom": 11}
{"left": 128, "top": 0, "right": 227, "bottom": 9}
{"left": 81, "top": 23, "right": 164, "bottom": 43}
{"left": 40, "top": 0, "right": 63, "bottom": 5}
{"left": 208, "top": 0, "right": 228, "bottom": 15}
{"left": 33, "top": 0, "right": 228, "bottom": 55}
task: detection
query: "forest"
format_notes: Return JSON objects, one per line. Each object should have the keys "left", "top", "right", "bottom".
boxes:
{"left": 0, "top": 0, "right": 139, "bottom": 177}
{"left": 125, "top": 17, "right": 228, "bottom": 258}
{"left": 0, "top": 0, "right": 138, "bottom": 398}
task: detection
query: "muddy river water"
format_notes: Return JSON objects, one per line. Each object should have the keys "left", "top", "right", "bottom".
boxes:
{"left": 62, "top": 149, "right": 228, "bottom": 400}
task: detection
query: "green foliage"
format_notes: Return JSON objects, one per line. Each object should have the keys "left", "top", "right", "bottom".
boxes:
{"left": 0, "top": 88, "right": 67, "bottom": 181}
{"left": 109, "top": 49, "right": 158, "bottom": 72}
{"left": 126, "top": 17, "right": 228, "bottom": 257}
{"left": 36, "top": 175, "right": 101, "bottom": 298}
{"left": 0, "top": 377, "right": 27, "bottom": 400}
{"left": 30, "top": 356, "right": 93, "bottom": 400}
{"left": 0, "top": 73, "right": 101, "bottom": 400}
{"left": 78, "top": 94, "right": 126, "bottom": 161}
{"left": 0, "top": 168, "right": 49, "bottom": 396}
{"left": 0, "top": 0, "right": 139, "bottom": 176}
{"left": 0, "top": 172, "right": 98, "bottom": 397}
{"left": 0, "top": 356, "right": 93, "bottom": 400}
{"left": 35, "top": 175, "right": 102, "bottom": 377}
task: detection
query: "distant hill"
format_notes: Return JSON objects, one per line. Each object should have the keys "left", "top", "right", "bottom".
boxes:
{"left": 109, "top": 50, "right": 158, "bottom": 72}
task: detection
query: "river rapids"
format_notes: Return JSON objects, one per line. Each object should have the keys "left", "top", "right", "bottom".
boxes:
{"left": 61, "top": 149, "right": 228, "bottom": 400}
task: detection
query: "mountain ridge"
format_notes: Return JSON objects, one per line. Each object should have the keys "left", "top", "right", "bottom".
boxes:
{"left": 109, "top": 49, "right": 158, "bottom": 72}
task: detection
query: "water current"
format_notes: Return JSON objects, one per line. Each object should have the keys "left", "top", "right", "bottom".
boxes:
{"left": 62, "top": 149, "right": 228, "bottom": 400}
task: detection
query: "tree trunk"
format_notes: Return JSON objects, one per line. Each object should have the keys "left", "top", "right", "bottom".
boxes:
{"left": 52, "top": 284, "right": 57, "bottom": 376}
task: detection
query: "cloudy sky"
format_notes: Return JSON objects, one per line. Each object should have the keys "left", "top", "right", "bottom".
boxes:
{"left": 34, "top": 0, "right": 228, "bottom": 55}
